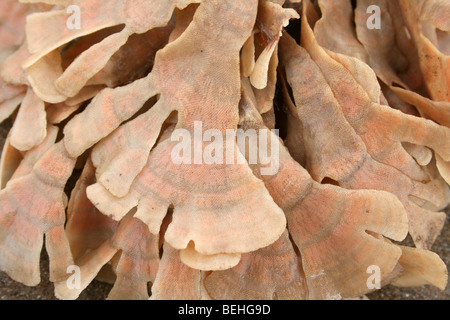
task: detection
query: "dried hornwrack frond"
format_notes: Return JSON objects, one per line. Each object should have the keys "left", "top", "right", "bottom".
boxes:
{"left": 280, "top": 0, "right": 450, "bottom": 251}
{"left": 81, "top": 1, "right": 287, "bottom": 272}
{"left": 0, "top": 0, "right": 448, "bottom": 300}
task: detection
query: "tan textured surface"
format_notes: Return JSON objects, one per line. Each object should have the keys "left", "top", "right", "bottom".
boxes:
{"left": 0, "top": 119, "right": 448, "bottom": 300}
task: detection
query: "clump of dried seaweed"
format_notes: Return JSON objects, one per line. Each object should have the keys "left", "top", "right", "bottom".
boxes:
{"left": 0, "top": 0, "right": 448, "bottom": 300}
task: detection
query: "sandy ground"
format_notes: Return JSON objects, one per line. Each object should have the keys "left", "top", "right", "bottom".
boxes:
{"left": 0, "top": 120, "right": 448, "bottom": 300}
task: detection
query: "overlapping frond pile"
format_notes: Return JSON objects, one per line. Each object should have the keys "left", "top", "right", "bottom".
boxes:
{"left": 0, "top": 0, "right": 448, "bottom": 299}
